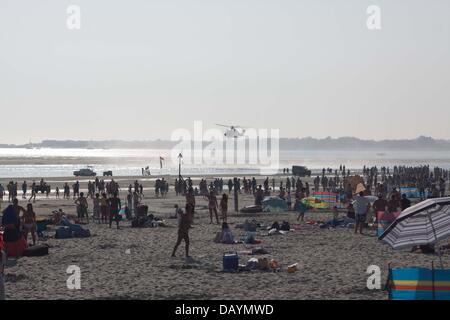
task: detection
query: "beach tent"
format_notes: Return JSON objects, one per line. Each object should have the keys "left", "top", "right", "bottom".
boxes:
{"left": 379, "top": 197, "right": 450, "bottom": 268}
{"left": 262, "top": 196, "right": 287, "bottom": 212}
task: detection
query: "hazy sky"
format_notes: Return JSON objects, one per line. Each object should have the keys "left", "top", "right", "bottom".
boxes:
{"left": 1, "top": 0, "right": 450, "bottom": 144}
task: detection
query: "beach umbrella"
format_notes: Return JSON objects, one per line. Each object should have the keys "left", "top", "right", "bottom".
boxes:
{"left": 379, "top": 197, "right": 450, "bottom": 268}
{"left": 262, "top": 196, "right": 287, "bottom": 212}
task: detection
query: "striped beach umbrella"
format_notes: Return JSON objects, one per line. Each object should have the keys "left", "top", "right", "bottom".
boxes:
{"left": 379, "top": 197, "right": 450, "bottom": 268}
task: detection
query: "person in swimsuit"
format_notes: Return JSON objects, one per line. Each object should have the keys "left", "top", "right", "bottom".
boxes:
{"left": 171, "top": 203, "right": 192, "bottom": 258}
{"left": 100, "top": 193, "right": 109, "bottom": 224}
{"left": 74, "top": 192, "right": 89, "bottom": 224}
{"left": 93, "top": 193, "right": 100, "bottom": 223}
{"left": 207, "top": 190, "right": 219, "bottom": 224}
{"left": 22, "top": 203, "right": 37, "bottom": 245}
{"left": 108, "top": 192, "right": 121, "bottom": 229}
{"left": 219, "top": 193, "right": 228, "bottom": 223}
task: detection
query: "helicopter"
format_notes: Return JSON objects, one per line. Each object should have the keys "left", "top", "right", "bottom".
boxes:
{"left": 215, "top": 124, "right": 246, "bottom": 138}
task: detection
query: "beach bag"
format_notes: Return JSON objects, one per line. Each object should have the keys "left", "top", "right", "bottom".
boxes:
{"left": 287, "top": 263, "right": 298, "bottom": 273}
{"left": 246, "top": 258, "right": 259, "bottom": 270}
{"left": 137, "top": 205, "right": 148, "bottom": 217}
{"left": 258, "top": 258, "right": 270, "bottom": 270}
{"left": 72, "top": 227, "right": 90, "bottom": 238}
{"left": 23, "top": 244, "right": 49, "bottom": 257}
{"left": 280, "top": 221, "right": 290, "bottom": 231}
{"left": 251, "top": 247, "right": 269, "bottom": 255}
{"left": 271, "top": 221, "right": 280, "bottom": 230}
{"left": 55, "top": 226, "right": 72, "bottom": 239}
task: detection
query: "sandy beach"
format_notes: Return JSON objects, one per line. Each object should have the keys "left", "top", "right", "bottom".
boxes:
{"left": 2, "top": 175, "right": 448, "bottom": 300}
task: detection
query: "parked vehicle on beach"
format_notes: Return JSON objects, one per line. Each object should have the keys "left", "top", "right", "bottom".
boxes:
{"left": 34, "top": 184, "right": 51, "bottom": 194}
{"left": 103, "top": 171, "right": 113, "bottom": 176}
{"left": 292, "top": 166, "right": 311, "bottom": 177}
{"left": 73, "top": 167, "right": 97, "bottom": 177}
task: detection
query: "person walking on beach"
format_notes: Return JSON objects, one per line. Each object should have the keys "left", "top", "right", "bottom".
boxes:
{"left": 354, "top": 191, "right": 370, "bottom": 234}
{"left": 75, "top": 192, "right": 89, "bottom": 224}
{"left": 108, "top": 192, "right": 121, "bottom": 229}
{"left": 171, "top": 203, "right": 192, "bottom": 258}
{"left": 207, "top": 190, "right": 219, "bottom": 224}
{"left": 22, "top": 203, "right": 37, "bottom": 246}
{"left": 28, "top": 181, "right": 37, "bottom": 203}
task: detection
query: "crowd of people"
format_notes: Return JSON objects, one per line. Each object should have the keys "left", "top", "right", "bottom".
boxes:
{"left": 1, "top": 164, "right": 449, "bottom": 260}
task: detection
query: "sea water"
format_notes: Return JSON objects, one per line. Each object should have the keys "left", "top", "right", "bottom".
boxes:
{"left": 0, "top": 148, "right": 449, "bottom": 178}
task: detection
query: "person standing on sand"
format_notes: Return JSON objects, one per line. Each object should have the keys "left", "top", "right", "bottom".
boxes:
{"left": 100, "top": 193, "right": 109, "bottom": 224}
{"left": 75, "top": 192, "right": 89, "bottom": 224}
{"left": 185, "top": 187, "right": 196, "bottom": 223}
{"left": 354, "top": 191, "right": 370, "bottom": 234}
{"left": 387, "top": 194, "right": 399, "bottom": 213}
{"left": 255, "top": 185, "right": 264, "bottom": 206}
{"left": 206, "top": 190, "right": 219, "bottom": 224}
{"left": 21, "top": 181, "right": 27, "bottom": 199}
{"left": 108, "top": 192, "right": 121, "bottom": 229}
{"left": 373, "top": 194, "right": 388, "bottom": 225}
{"left": 2, "top": 199, "right": 25, "bottom": 259}
{"left": 22, "top": 203, "right": 37, "bottom": 245}
{"left": 220, "top": 194, "right": 228, "bottom": 223}
{"left": 93, "top": 193, "right": 100, "bottom": 223}
{"left": 171, "top": 203, "right": 192, "bottom": 258}
{"left": 227, "top": 179, "right": 233, "bottom": 194}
